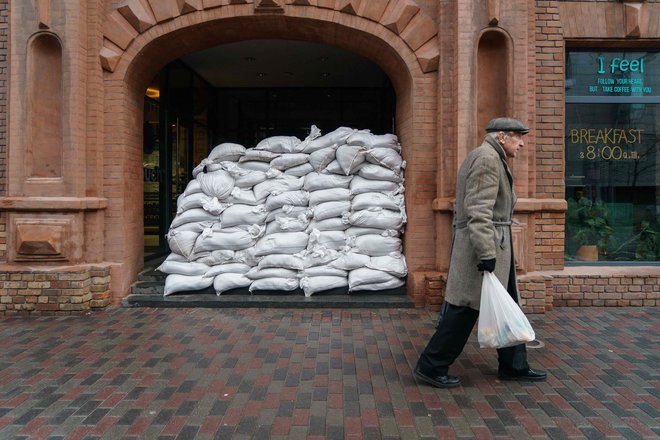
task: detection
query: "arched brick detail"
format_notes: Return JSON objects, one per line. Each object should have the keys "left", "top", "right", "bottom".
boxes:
{"left": 101, "top": 1, "right": 439, "bottom": 301}
{"left": 101, "top": 0, "right": 439, "bottom": 74}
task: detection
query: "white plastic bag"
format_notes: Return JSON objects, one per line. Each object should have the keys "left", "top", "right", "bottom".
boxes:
{"left": 477, "top": 272, "right": 536, "bottom": 349}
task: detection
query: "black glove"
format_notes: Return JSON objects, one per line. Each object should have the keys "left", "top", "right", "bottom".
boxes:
{"left": 477, "top": 258, "right": 496, "bottom": 272}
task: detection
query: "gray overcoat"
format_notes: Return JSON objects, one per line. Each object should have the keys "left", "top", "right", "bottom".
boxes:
{"left": 443, "top": 135, "right": 518, "bottom": 310}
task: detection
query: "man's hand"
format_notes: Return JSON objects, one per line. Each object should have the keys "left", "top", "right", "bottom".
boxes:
{"left": 477, "top": 258, "right": 496, "bottom": 272}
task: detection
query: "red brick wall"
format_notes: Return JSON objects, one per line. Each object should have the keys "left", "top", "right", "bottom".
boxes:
{"left": 0, "top": 0, "right": 8, "bottom": 261}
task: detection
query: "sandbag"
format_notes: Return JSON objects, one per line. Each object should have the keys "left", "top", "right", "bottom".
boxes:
{"left": 240, "top": 149, "right": 280, "bottom": 162}
{"left": 322, "top": 160, "right": 345, "bottom": 175}
{"left": 220, "top": 204, "right": 268, "bottom": 228}
{"left": 197, "top": 169, "right": 235, "bottom": 200}
{"left": 203, "top": 263, "right": 252, "bottom": 278}
{"left": 300, "top": 266, "right": 347, "bottom": 278}
{"left": 233, "top": 247, "right": 261, "bottom": 266}
{"left": 270, "top": 153, "right": 309, "bottom": 171}
{"left": 351, "top": 192, "right": 403, "bottom": 212}
{"left": 358, "top": 163, "right": 403, "bottom": 183}
{"left": 346, "top": 132, "right": 400, "bottom": 151}
{"left": 303, "top": 172, "right": 352, "bottom": 191}
{"left": 349, "top": 176, "right": 401, "bottom": 195}
{"left": 194, "top": 249, "right": 235, "bottom": 266}
{"left": 302, "top": 247, "right": 339, "bottom": 268}
{"left": 193, "top": 226, "right": 263, "bottom": 252}
{"left": 345, "top": 226, "right": 399, "bottom": 237}
{"left": 164, "top": 274, "right": 213, "bottom": 296}
{"left": 349, "top": 278, "right": 405, "bottom": 292}
{"left": 254, "top": 136, "right": 301, "bottom": 153}
{"left": 300, "top": 126, "right": 354, "bottom": 153}
{"left": 367, "top": 254, "right": 408, "bottom": 277}
{"left": 157, "top": 260, "right": 209, "bottom": 276}
{"left": 253, "top": 175, "right": 304, "bottom": 201}
{"left": 329, "top": 252, "right": 371, "bottom": 271}
{"left": 349, "top": 208, "right": 405, "bottom": 230}
{"left": 166, "top": 229, "right": 201, "bottom": 259}
{"left": 169, "top": 221, "right": 216, "bottom": 234}
{"left": 170, "top": 208, "right": 217, "bottom": 229}
{"left": 245, "top": 267, "right": 299, "bottom": 280}
{"left": 265, "top": 190, "right": 310, "bottom": 211}
{"left": 306, "top": 218, "right": 350, "bottom": 232}
{"left": 208, "top": 143, "right": 246, "bottom": 163}
{"left": 309, "top": 145, "right": 339, "bottom": 172}
{"left": 183, "top": 179, "right": 202, "bottom": 196}
{"left": 313, "top": 200, "right": 351, "bottom": 221}
{"left": 176, "top": 192, "right": 209, "bottom": 214}
{"left": 213, "top": 273, "right": 252, "bottom": 295}
{"left": 265, "top": 214, "right": 310, "bottom": 234}
{"left": 266, "top": 205, "right": 311, "bottom": 223}
{"left": 336, "top": 145, "right": 367, "bottom": 175}
{"left": 365, "top": 147, "right": 403, "bottom": 171}
{"left": 249, "top": 277, "right": 299, "bottom": 292}
{"left": 351, "top": 235, "right": 402, "bottom": 257}
{"left": 237, "top": 160, "right": 272, "bottom": 172}
{"left": 225, "top": 187, "right": 263, "bottom": 206}
{"left": 257, "top": 253, "right": 305, "bottom": 271}
{"left": 308, "top": 229, "right": 347, "bottom": 251}
{"left": 300, "top": 276, "right": 348, "bottom": 297}
{"left": 254, "top": 232, "right": 309, "bottom": 256}
{"left": 202, "top": 197, "right": 231, "bottom": 216}
{"left": 308, "top": 188, "right": 351, "bottom": 206}
{"left": 284, "top": 163, "right": 315, "bottom": 177}
{"left": 348, "top": 267, "right": 400, "bottom": 290}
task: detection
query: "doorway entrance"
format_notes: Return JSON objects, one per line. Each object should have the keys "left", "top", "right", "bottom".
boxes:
{"left": 143, "top": 39, "right": 396, "bottom": 259}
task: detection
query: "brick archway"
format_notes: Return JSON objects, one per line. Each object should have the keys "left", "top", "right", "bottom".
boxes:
{"left": 102, "top": 1, "right": 440, "bottom": 303}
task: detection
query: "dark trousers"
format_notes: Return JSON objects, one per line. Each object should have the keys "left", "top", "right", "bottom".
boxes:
{"left": 416, "top": 301, "right": 530, "bottom": 376}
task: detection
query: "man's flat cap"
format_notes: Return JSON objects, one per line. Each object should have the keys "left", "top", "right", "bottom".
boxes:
{"left": 485, "top": 117, "right": 530, "bottom": 134}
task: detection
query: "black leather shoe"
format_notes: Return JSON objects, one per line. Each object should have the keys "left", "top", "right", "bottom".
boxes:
{"left": 414, "top": 367, "right": 461, "bottom": 388}
{"left": 498, "top": 368, "right": 547, "bottom": 382}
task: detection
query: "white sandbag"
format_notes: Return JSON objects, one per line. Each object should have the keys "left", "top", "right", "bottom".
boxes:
{"left": 237, "top": 160, "right": 272, "bottom": 172}
{"left": 345, "top": 226, "right": 399, "bottom": 237}
{"left": 336, "top": 145, "right": 367, "bottom": 175}
{"left": 300, "top": 127, "right": 355, "bottom": 153}
{"left": 166, "top": 229, "right": 201, "bottom": 259}
{"left": 193, "top": 226, "right": 263, "bottom": 252}
{"left": 347, "top": 132, "right": 400, "bottom": 151}
{"left": 284, "top": 163, "right": 315, "bottom": 177}
{"left": 350, "top": 278, "right": 405, "bottom": 292}
{"left": 220, "top": 204, "right": 268, "bottom": 228}
{"left": 225, "top": 165, "right": 268, "bottom": 188}
{"left": 240, "top": 149, "right": 280, "bottom": 162}
{"left": 306, "top": 218, "right": 350, "bottom": 232}
{"left": 253, "top": 175, "right": 304, "bottom": 201}
{"left": 367, "top": 254, "right": 408, "bottom": 277}
{"left": 351, "top": 192, "right": 404, "bottom": 212}
{"left": 169, "top": 220, "right": 215, "bottom": 234}
{"left": 349, "top": 208, "right": 405, "bottom": 230}
{"left": 255, "top": 136, "right": 301, "bottom": 153}
{"left": 322, "top": 160, "right": 345, "bottom": 175}
{"left": 157, "top": 260, "right": 209, "bottom": 276}
{"left": 257, "top": 253, "right": 305, "bottom": 271}
{"left": 351, "top": 235, "right": 402, "bottom": 256}
{"left": 194, "top": 249, "right": 235, "bottom": 265}
{"left": 164, "top": 274, "right": 213, "bottom": 296}
{"left": 300, "top": 266, "right": 347, "bottom": 278}
{"left": 177, "top": 192, "right": 209, "bottom": 214}
{"left": 170, "top": 208, "right": 217, "bottom": 229}
{"left": 245, "top": 267, "right": 299, "bottom": 280}
{"left": 266, "top": 205, "right": 312, "bottom": 223}
{"left": 204, "top": 263, "right": 252, "bottom": 278}
{"left": 226, "top": 187, "right": 263, "bottom": 206}
{"left": 249, "top": 277, "right": 299, "bottom": 292}
{"left": 301, "top": 247, "right": 339, "bottom": 268}
{"left": 270, "top": 153, "right": 309, "bottom": 171}
{"left": 308, "top": 229, "right": 347, "bottom": 251}
{"left": 329, "top": 252, "right": 371, "bottom": 271}
{"left": 233, "top": 247, "right": 261, "bottom": 266}
{"left": 265, "top": 190, "right": 310, "bottom": 211}
{"left": 313, "top": 200, "right": 351, "bottom": 221}
{"left": 197, "top": 169, "right": 235, "bottom": 200}
{"left": 309, "top": 145, "right": 338, "bottom": 172}
{"left": 183, "top": 179, "right": 202, "bottom": 196}
{"left": 349, "top": 176, "right": 401, "bottom": 195}
{"left": 202, "top": 197, "right": 231, "bottom": 216}
{"left": 213, "top": 273, "right": 252, "bottom": 295}
{"left": 358, "top": 163, "right": 403, "bottom": 183}
{"left": 348, "top": 267, "right": 400, "bottom": 289}
{"left": 300, "top": 276, "right": 348, "bottom": 297}
{"left": 162, "top": 252, "right": 187, "bottom": 263}
{"left": 208, "top": 143, "right": 246, "bottom": 163}
{"left": 265, "top": 214, "right": 310, "bottom": 234}
{"left": 303, "top": 172, "right": 352, "bottom": 191}
{"left": 308, "top": 188, "right": 351, "bottom": 206}
{"left": 254, "top": 232, "right": 309, "bottom": 256}
{"left": 365, "top": 147, "right": 404, "bottom": 171}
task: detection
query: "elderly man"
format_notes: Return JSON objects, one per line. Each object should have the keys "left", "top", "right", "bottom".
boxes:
{"left": 414, "top": 117, "right": 547, "bottom": 388}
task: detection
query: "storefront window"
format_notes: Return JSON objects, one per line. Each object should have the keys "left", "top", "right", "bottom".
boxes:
{"left": 565, "top": 50, "right": 660, "bottom": 262}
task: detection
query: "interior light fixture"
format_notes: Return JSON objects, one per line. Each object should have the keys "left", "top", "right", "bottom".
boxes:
{"left": 145, "top": 87, "right": 160, "bottom": 99}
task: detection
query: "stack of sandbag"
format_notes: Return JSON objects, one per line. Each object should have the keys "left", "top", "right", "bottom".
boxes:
{"left": 158, "top": 125, "right": 408, "bottom": 297}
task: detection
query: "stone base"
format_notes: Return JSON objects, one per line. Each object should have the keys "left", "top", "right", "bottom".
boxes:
{"left": 0, "top": 264, "right": 112, "bottom": 316}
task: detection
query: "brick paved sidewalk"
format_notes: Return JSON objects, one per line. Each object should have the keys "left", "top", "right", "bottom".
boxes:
{"left": 0, "top": 307, "right": 658, "bottom": 439}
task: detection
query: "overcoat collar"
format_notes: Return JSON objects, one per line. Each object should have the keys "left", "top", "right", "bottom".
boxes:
{"left": 484, "top": 136, "right": 513, "bottom": 188}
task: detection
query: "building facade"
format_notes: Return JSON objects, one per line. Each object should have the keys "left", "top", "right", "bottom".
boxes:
{"left": 0, "top": 0, "right": 659, "bottom": 315}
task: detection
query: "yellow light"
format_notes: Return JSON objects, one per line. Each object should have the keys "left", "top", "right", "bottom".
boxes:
{"left": 145, "top": 87, "right": 160, "bottom": 99}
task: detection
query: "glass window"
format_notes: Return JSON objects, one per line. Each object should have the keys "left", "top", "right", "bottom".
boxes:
{"left": 565, "top": 50, "right": 660, "bottom": 262}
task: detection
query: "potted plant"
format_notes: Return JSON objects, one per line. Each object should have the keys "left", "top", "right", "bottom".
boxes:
{"left": 566, "top": 197, "right": 613, "bottom": 261}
